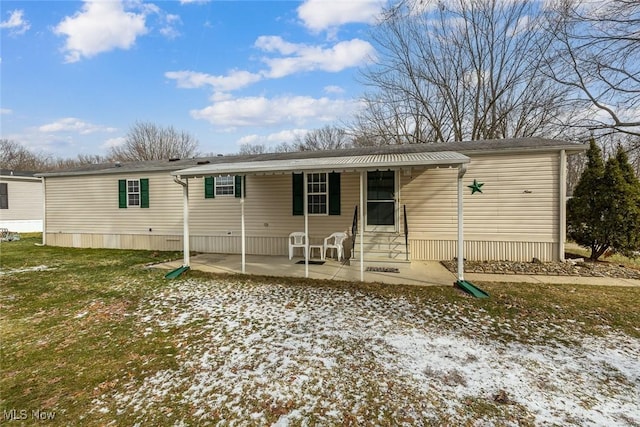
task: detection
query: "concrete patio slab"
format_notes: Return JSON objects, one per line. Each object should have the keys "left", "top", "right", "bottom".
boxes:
{"left": 154, "top": 253, "right": 458, "bottom": 286}
{"left": 153, "top": 253, "right": 640, "bottom": 287}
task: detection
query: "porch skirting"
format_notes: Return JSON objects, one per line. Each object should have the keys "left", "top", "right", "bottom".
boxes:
{"left": 410, "top": 239, "right": 558, "bottom": 262}
{"left": 45, "top": 232, "right": 559, "bottom": 262}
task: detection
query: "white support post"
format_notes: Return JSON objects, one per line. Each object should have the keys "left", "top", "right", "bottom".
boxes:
{"left": 303, "top": 172, "right": 309, "bottom": 278}
{"left": 41, "top": 177, "right": 46, "bottom": 246}
{"left": 559, "top": 150, "right": 566, "bottom": 262}
{"left": 359, "top": 171, "right": 365, "bottom": 282}
{"left": 241, "top": 176, "right": 246, "bottom": 274}
{"left": 457, "top": 165, "right": 467, "bottom": 282}
{"left": 183, "top": 177, "right": 190, "bottom": 267}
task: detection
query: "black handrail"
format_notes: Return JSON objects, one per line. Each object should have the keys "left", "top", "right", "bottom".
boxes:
{"left": 403, "top": 204, "right": 409, "bottom": 261}
{"left": 351, "top": 205, "right": 358, "bottom": 254}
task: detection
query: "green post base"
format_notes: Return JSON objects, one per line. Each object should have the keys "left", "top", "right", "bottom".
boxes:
{"left": 455, "top": 280, "right": 489, "bottom": 298}
{"left": 164, "top": 265, "right": 190, "bottom": 279}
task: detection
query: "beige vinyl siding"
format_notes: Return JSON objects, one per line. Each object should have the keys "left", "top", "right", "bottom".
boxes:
{"left": 401, "top": 152, "right": 559, "bottom": 260}
{"left": 45, "top": 172, "right": 183, "bottom": 235}
{"left": 0, "top": 177, "right": 43, "bottom": 221}
{"left": 188, "top": 173, "right": 358, "bottom": 244}
{"left": 43, "top": 151, "right": 562, "bottom": 261}
{"left": 46, "top": 172, "right": 359, "bottom": 255}
{"left": 45, "top": 232, "right": 183, "bottom": 250}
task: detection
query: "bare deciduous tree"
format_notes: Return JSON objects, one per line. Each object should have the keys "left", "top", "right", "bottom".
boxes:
{"left": 293, "top": 126, "right": 352, "bottom": 151}
{"left": 355, "top": 0, "right": 569, "bottom": 144}
{"left": 238, "top": 143, "right": 268, "bottom": 155}
{"left": 545, "top": 0, "right": 640, "bottom": 138}
{"left": 236, "top": 141, "right": 299, "bottom": 155}
{"left": 109, "top": 121, "right": 200, "bottom": 161}
{"left": 0, "top": 139, "right": 49, "bottom": 171}
{"left": 51, "top": 154, "right": 108, "bottom": 170}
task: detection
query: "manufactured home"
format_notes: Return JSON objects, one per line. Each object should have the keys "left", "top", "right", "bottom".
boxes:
{"left": 0, "top": 170, "right": 43, "bottom": 232}
{"left": 38, "top": 139, "right": 586, "bottom": 268}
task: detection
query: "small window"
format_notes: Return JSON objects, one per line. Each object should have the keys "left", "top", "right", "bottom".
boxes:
{"left": 119, "top": 178, "right": 148, "bottom": 208}
{"left": 215, "top": 175, "right": 235, "bottom": 196}
{"left": 307, "top": 173, "right": 327, "bottom": 215}
{"left": 127, "top": 180, "right": 140, "bottom": 207}
{"left": 0, "top": 183, "right": 7, "bottom": 209}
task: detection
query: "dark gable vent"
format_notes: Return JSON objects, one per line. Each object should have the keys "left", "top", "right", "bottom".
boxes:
{"left": 168, "top": 157, "right": 181, "bottom": 162}
{"left": 197, "top": 160, "right": 211, "bottom": 165}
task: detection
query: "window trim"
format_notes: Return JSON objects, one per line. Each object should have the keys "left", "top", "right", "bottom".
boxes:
{"left": 127, "top": 179, "right": 141, "bottom": 207}
{"left": 214, "top": 175, "right": 235, "bottom": 197}
{"left": 307, "top": 172, "right": 328, "bottom": 216}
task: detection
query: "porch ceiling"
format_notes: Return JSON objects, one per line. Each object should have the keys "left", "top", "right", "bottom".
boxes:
{"left": 172, "top": 151, "right": 470, "bottom": 177}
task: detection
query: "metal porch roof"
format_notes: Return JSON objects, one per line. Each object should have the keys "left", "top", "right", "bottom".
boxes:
{"left": 173, "top": 151, "right": 469, "bottom": 177}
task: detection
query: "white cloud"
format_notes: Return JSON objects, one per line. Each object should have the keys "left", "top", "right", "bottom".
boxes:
{"left": 297, "top": 0, "right": 385, "bottom": 32}
{"left": 237, "top": 129, "right": 309, "bottom": 146}
{"left": 102, "top": 136, "right": 126, "bottom": 149}
{"left": 38, "top": 118, "right": 117, "bottom": 135}
{"left": 0, "top": 108, "right": 13, "bottom": 115}
{"left": 191, "top": 95, "right": 363, "bottom": 127}
{"left": 54, "top": 0, "right": 148, "bottom": 63}
{"left": 324, "top": 85, "right": 345, "bottom": 94}
{"left": 180, "top": 0, "right": 210, "bottom": 4}
{"left": 165, "top": 70, "right": 262, "bottom": 91}
{"left": 0, "top": 10, "right": 30, "bottom": 35}
{"left": 256, "top": 36, "right": 375, "bottom": 78}
{"left": 167, "top": 37, "right": 372, "bottom": 96}
{"left": 159, "top": 13, "right": 182, "bottom": 39}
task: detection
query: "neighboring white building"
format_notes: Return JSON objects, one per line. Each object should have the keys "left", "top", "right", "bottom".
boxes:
{"left": 0, "top": 170, "right": 44, "bottom": 232}
{"left": 38, "top": 138, "right": 586, "bottom": 262}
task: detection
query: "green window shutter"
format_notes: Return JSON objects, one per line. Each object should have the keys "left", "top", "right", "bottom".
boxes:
{"left": 0, "top": 183, "right": 8, "bottom": 209}
{"left": 118, "top": 179, "right": 127, "bottom": 208}
{"left": 329, "top": 172, "right": 341, "bottom": 215}
{"left": 140, "top": 178, "right": 149, "bottom": 208}
{"left": 234, "top": 175, "right": 242, "bottom": 198}
{"left": 292, "top": 173, "right": 304, "bottom": 216}
{"left": 205, "top": 176, "right": 215, "bottom": 198}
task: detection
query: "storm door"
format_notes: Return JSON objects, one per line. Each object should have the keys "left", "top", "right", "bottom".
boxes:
{"left": 366, "top": 170, "right": 396, "bottom": 232}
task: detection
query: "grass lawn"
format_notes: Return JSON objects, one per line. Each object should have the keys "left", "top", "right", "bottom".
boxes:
{"left": 1, "top": 235, "right": 639, "bottom": 425}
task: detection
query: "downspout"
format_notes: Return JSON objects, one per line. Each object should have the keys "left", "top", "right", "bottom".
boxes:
{"left": 241, "top": 176, "right": 246, "bottom": 274}
{"left": 457, "top": 164, "right": 468, "bottom": 282}
{"left": 559, "top": 150, "right": 566, "bottom": 262}
{"left": 173, "top": 175, "right": 190, "bottom": 267}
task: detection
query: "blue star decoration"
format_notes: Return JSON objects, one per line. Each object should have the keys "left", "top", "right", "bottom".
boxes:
{"left": 468, "top": 179, "right": 484, "bottom": 194}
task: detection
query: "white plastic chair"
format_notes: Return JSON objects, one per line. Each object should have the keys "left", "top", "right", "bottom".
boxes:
{"left": 323, "top": 232, "right": 347, "bottom": 261}
{"left": 288, "top": 232, "right": 308, "bottom": 260}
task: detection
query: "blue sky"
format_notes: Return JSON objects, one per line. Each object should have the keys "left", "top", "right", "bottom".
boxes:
{"left": 1, "top": 0, "right": 385, "bottom": 158}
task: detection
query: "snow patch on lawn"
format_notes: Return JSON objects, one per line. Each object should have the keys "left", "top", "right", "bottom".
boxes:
{"left": 0, "top": 264, "right": 52, "bottom": 275}
{"left": 93, "top": 279, "right": 640, "bottom": 425}
{"left": 385, "top": 330, "right": 640, "bottom": 426}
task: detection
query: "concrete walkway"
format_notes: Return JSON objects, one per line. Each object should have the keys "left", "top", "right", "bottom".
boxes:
{"left": 465, "top": 272, "right": 640, "bottom": 287}
{"left": 153, "top": 253, "right": 640, "bottom": 287}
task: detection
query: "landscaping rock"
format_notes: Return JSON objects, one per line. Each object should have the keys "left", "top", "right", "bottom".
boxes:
{"left": 440, "top": 259, "right": 640, "bottom": 279}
